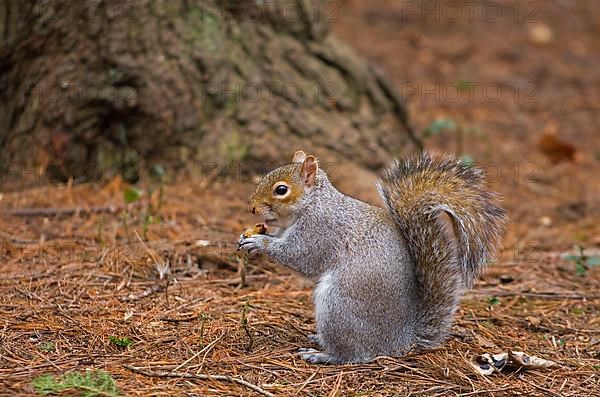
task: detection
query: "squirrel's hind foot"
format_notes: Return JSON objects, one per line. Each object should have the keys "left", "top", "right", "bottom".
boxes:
{"left": 298, "top": 348, "right": 342, "bottom": 365}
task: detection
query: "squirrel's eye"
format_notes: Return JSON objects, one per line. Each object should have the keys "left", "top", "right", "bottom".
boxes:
{"left": 274, "top": 184, "right": 288, "bottom": 196}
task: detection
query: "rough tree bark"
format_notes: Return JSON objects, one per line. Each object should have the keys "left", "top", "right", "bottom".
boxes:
{"left": 0, "top": 0, "right": 420, "bottom": 182}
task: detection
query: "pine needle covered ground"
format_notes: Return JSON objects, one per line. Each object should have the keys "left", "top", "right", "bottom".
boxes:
{"left": 0, "top": 175, "right": 598, "bottom": 396}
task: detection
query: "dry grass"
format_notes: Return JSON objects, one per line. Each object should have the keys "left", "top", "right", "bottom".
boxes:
{"left": 0, "top": 179, "right": 598, "bottom": 397}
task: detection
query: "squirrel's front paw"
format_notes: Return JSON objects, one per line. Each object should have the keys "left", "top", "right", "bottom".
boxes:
{"left": 238, "top": 234, "right": 271, "bottom": 255}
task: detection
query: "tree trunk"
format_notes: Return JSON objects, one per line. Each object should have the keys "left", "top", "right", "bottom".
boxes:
{"left": 0, "top": 0, "right": 420, "bottom": 183}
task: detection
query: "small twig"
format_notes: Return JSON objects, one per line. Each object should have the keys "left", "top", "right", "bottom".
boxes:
{"left": 198, "top": 313, "right": 209, "bottom": 348}
{"left": 237, "top": 254, "right": 248, "bottom": 288}
{"left": 0, "top": 230, "right": 38, "bottom": 244}
{"left": 207, "top": 274, "right": 270, "bottom": 286}
{"left": 458, "top": 387, "right": 517, "bottom": 396}
{"left": 123, "top": 365, "right": 275, "bottom": 397}
{"left": 0, "top": 231, "right": 94, "bottom": 245}
{"left": 132, "top": 230, "right": 171, "bottom": 302}
{"left": 133, "top": 230, "right": 165, "bottom": 272}
{"left": 13, "top": 287, "right": 43, "bottom": 301}
{"left": 469, "top": 290, "right": 599, "bottom": 300}
{"left": 328, "top": 371, "right": 344, "bottom": 397}
{"left": 120, "top": 284, "right": 165, "bottom": 302}
{"left": 296, "top": 368, "right": 319, "bottom": 394}
{"left": 526, "top": 382, "right": 564, "bottom": 397}
{"left": 159, "top": 315, "right": 200, "bottom": 323}
{"left": 172, "top": 334, "right": 223, "bottom": 373}
{"left": 240, "top": 299, "right": 254, "bottom": 352}
{"left": 2, "top": 205, "right": 126, "bottom": 218}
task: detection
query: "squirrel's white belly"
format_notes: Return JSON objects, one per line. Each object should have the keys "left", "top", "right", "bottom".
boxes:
{"left": 313, "top": 271, "right": 333, "bottom": 308}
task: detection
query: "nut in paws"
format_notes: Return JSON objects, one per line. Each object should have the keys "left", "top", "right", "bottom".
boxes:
{"left": 238, "top": 234, "right": 270, "bottom": 254}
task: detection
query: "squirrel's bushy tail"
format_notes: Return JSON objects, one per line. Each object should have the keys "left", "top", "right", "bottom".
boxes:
{"left": 377, "top": 152, "right": 507, "bottom": 348}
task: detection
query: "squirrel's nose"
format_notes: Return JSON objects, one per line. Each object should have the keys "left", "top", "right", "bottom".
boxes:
{"left": 249, "top": 205, "right": 256, "bottom": 214}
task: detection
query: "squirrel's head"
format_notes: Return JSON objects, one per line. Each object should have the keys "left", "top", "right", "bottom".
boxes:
{"left": 249, "top": 151, "right": 320, "bottom": 233}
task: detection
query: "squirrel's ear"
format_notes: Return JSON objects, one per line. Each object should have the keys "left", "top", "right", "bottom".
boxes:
{"left": 301, "top": 155, "right": 318, "bottom": 187}
{"left": 292, "top": 150, "right": 307, "bottom": 163}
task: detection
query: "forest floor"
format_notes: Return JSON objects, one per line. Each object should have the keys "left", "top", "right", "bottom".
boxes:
{"left": 1, "top": 0, "right": 600, "bottom": 396}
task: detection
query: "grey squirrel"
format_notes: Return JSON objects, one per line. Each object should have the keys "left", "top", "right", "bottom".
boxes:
{"left": 239, "top": 151, "right": 507, "bottom": 364}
